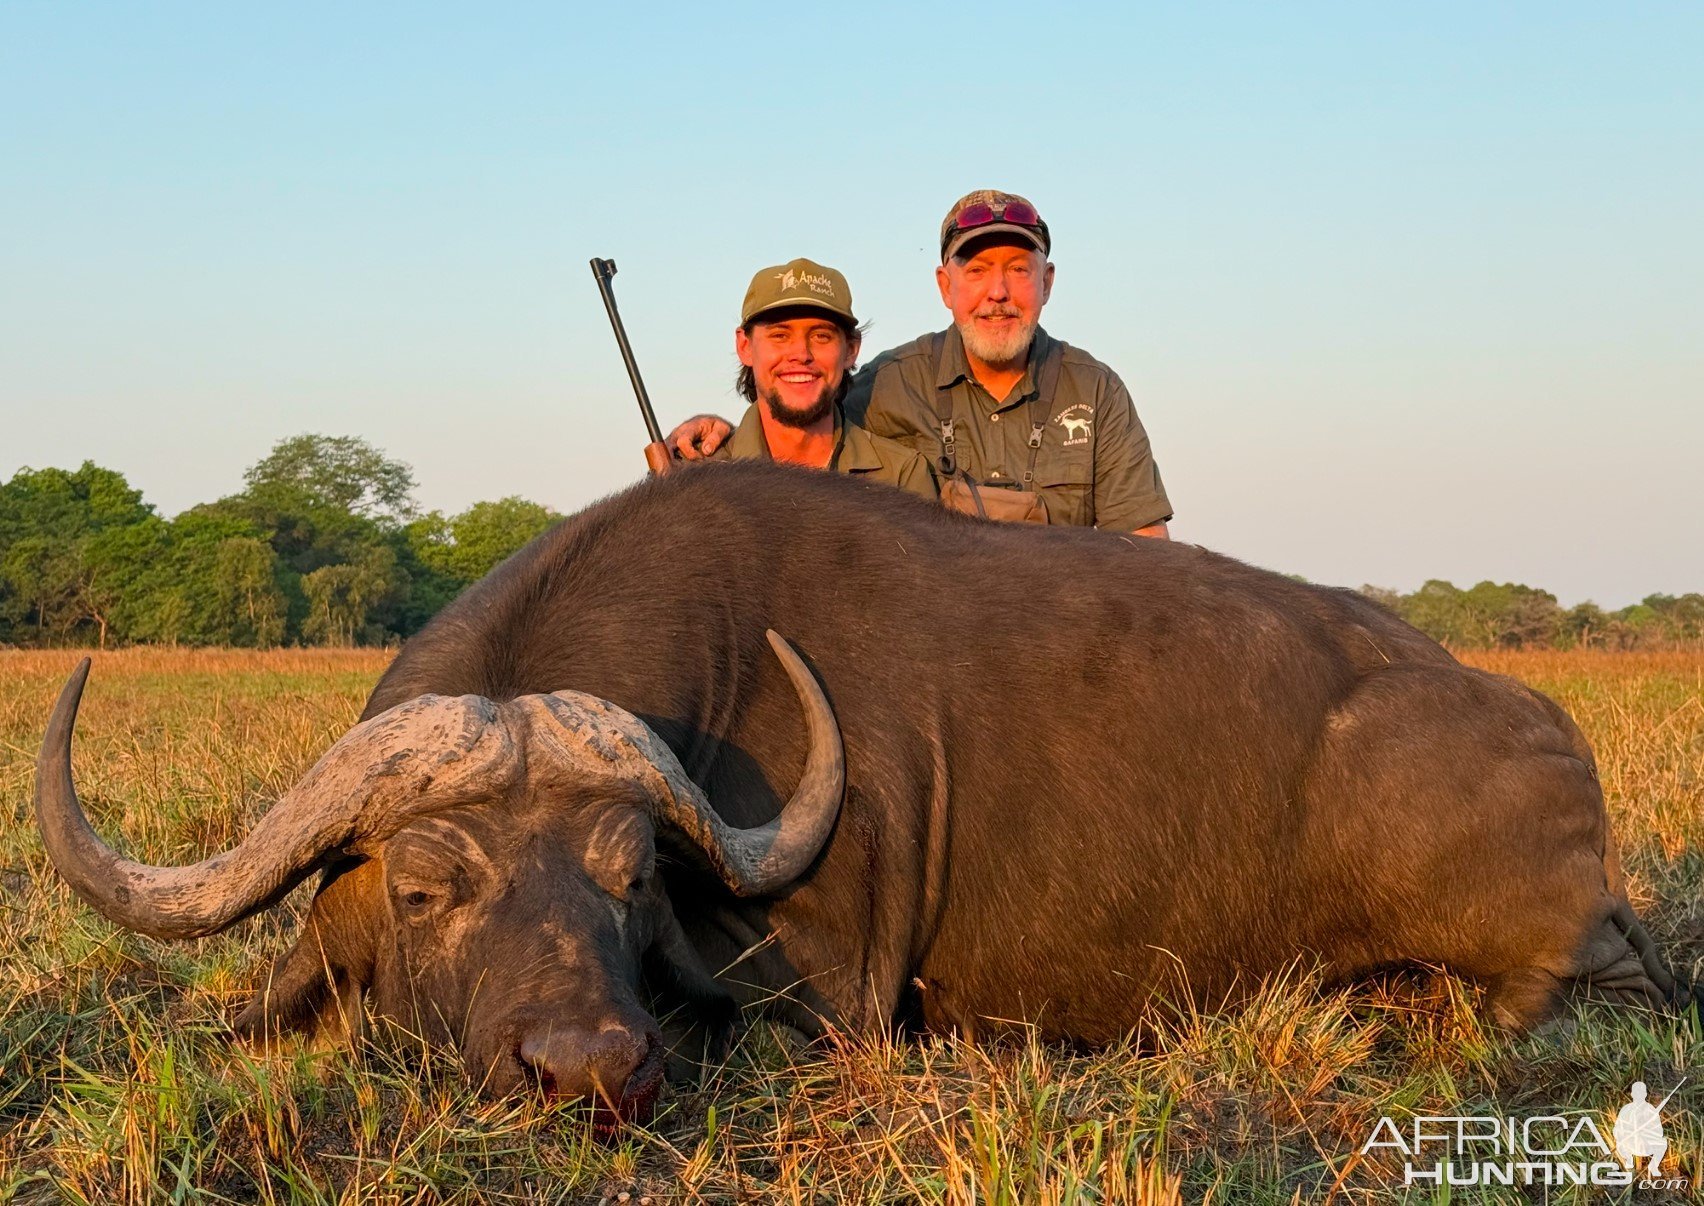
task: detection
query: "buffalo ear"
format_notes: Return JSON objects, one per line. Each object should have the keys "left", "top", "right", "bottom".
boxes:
{"left": 232, "top": 858, "right": 380, "bottom": 1047}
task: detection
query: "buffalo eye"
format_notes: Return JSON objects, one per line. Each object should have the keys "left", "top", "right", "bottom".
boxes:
{"left": 392, "top": 883, "right": 444, "bottom": 922}
{"left": 603, "top": 869, "right": 648, "bottom": 906}
{"left": 583, "top": 810, "right": 656, "bottom": 901}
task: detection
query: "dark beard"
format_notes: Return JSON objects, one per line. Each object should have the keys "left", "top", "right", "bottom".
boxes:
{"left": 761, "top": 374, "right": 849, "bottom": 430}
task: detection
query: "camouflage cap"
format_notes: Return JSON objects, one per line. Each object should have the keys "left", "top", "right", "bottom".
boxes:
{"left": 940, "top": 189, "right": 1051, "bottom": 262}
{"left": 740, "top": 258, "right": 857, "bottom": 326}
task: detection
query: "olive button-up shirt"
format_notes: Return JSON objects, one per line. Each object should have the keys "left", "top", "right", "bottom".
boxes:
{"left": 712, "top": 402, "right": 938, "bottom": 500}
{"left": 845, "top": 326, "right": 1172, "bottom": 530}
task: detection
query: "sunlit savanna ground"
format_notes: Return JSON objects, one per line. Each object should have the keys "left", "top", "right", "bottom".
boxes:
{"left": 0, "top": 648, "right": 1699, "bottom": 1203}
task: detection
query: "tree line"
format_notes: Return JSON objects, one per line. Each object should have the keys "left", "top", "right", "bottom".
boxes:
{"left": 1359, "top": 580, "right": 1704, "bottom": 651}
{"left": 2, "top": 434, "right": 1697, "bottom": 651}
{"left": 0, "top": 435, "right": 559, "bottom": 649}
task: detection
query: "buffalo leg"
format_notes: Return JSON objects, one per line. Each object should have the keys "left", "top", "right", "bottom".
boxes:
{"left": 1482, "top": 966, "right": 1568, "bottom": 1030}
{"left": 1298, "top": 665, "right": 1619, "bottom": 1033}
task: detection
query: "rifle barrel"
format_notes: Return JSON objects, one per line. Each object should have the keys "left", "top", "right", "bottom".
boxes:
{"left": 589, "top": 258, "right": 664, "bottom": 445}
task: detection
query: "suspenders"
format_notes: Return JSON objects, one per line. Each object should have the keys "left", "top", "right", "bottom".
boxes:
{"left": 929, "top": 332, "right": 1066, "bottom": 486}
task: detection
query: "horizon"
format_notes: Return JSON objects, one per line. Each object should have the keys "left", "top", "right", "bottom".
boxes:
{"left": 2, "top": 437, "right": 1694, "bottom": 613}
{"left": 3, "top": 3, "right": 1699, "bottom": 609}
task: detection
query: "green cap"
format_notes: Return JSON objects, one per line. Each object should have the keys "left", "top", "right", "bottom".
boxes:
{"left": 741, "top": 258, "right": 857, "bottom": 326}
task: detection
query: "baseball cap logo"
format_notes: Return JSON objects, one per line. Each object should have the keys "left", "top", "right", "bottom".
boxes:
{"left": 742, "top": 257, "right": 856, "bottom": 325}
{"left": 776, "top": 268, "right": 836, "bottom": 298}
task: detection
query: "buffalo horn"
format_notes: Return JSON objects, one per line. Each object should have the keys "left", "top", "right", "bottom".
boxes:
{"left": 522, "top": 630, "right": 844, "bottom": 896}
{"left": 34, "top": 662, "right": 519, "bottom": 939}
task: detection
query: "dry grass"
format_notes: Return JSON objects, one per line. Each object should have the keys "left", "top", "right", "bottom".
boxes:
{"left": 0, "top": 648, "right": 1699, "bottom": 1202}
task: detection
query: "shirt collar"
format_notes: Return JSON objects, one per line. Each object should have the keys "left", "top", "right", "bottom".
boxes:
{"left": 934, "top": 325, "right": 1055, "bottom": 406}
{"left": 727, "top": 403, "right": 774, "bottom": 461}
{"left": 833, "top": 412, "right": 888, "bottom": 472}
{"left": 729, "top": 401, "right": 869, "bottom": 467}
{"left": 934, "top": 325, "right": 975, "bottom": 390}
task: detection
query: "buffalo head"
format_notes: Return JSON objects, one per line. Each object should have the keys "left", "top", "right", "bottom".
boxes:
{"left": 34, "top": 632, "right": 842, "bottom": 1124}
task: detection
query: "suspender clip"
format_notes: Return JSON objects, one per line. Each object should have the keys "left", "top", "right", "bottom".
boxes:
{"left": 937, "top": 418, "right": 958, "bottom": 477}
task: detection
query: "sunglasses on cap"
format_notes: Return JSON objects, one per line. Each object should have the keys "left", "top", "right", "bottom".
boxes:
{"left": 950, "top": 198, "right": 1043, "bottom": 232}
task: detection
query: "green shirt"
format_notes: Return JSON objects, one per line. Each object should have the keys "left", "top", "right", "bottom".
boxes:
{"left": 712, "top": 402, "right": 938, "bottom": 501}
{"left": 844, "top": 327, "right": 1172, "bottom": 530}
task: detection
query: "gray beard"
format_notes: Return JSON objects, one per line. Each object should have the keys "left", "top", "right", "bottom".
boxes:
{"left": 761, "top": 374, "right": 848, "bottom": 430}
{"left": 957, "top": 314, "right": 1037, "bottom": 369}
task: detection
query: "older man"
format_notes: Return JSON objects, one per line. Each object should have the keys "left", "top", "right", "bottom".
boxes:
{"left": 713, "top": 257, "right": 935, "bottom": 499}
{"left": 672, "top": 192, "right": 1170, "bottom": 534}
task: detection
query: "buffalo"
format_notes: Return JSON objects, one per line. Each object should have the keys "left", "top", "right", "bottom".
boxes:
{"left": 35, "top": 461, "right": 1699, "bottom": 1123}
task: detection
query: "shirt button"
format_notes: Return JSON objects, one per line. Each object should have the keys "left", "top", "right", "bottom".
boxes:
{"left": 991, "top": 413, "right": 1001, "bottom": 422}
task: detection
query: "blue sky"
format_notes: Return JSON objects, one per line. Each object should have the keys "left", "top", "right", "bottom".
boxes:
{"left": 2, "top": 3, "right": 1699, "bottom": 606}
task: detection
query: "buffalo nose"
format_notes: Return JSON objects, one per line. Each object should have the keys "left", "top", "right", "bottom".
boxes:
{"left": 518, "top": 1025, "right": 651, "bottom": 1106}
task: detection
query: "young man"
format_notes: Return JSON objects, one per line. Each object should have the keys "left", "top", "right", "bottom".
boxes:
{"left": 711, "top": 257, "right": 935, "bottom": 500}
{"left": 673, "top": 195, "right": 1170, "bottom": 534}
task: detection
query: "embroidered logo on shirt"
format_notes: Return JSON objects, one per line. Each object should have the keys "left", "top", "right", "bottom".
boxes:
{"left": 1057, "top": 405, "right": 1095, "bottom": 446}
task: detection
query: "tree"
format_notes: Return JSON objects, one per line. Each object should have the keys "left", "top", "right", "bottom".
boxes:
{"left": 213, "top": 536, "right": 287, "bottom": 647}
{"left": 1562, "top": 602, "right": 1612, "bottom": 649}
{"left": 302, "top": 545, "right": 401, "bottom": 646}
{"left": 148, "top": 589, "right": 191, "bottom": 646}
{"left": 393, "top": 496, "right": 559, "bottom": 636}
{"left": 1610, "top": 602, "right": 1661, "bottom": 650}
{"left": 407, "top": 496, "right": 560, "bottom": 584}
{"left": 0, "top": 462, "right": 152, "bottom": 543}
{"left": 75, "top": 519, "right": 172, "bottom": 648}
{"left": 0, "top": 463, "right": 164, "bottom": 650}
{"left": 395, "top": 512, "right": 464, "bottom": 630}
{"left": 1358, "top": 585, "right": 1405, "bottom": 616}
{"left": 242, "top": 434, "right": 418, "bottom": 524}
{"left": 1393, "top": 579, "right": 1563, "bottom": 649}
{"left": 1641, "top": 593, "right": 1704, "bottom": 645}
{"left": 195, "top": 434, "right": 426, "bottom": 644}
{"left": 1462, "top": 581, "right": 1561, "bottom": 649}
{"left": 0, "top": 463, "right": 158, "bottom": 645}
{"left": 1397, "top": 579, "right": 1473, "bottom": 646}
{"left": 0, "top": 536, "right": 78, "bottom": 639}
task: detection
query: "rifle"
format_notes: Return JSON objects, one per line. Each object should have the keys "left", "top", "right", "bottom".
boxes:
{"left": 589, "top": 257, "right": 673, "bottom": 476}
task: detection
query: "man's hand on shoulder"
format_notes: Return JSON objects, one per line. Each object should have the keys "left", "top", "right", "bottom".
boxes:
{"left": 667, "top": 414, "right": 734, "bottom": 461}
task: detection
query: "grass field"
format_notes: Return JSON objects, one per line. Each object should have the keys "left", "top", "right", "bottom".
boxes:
{"left": 1, "top": 647, "right": 1699, "bottom": 1203}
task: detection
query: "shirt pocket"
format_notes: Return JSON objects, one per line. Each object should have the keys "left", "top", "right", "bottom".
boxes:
{"left": 1035, "top": 457, "right": 1093, "bottom": 528}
